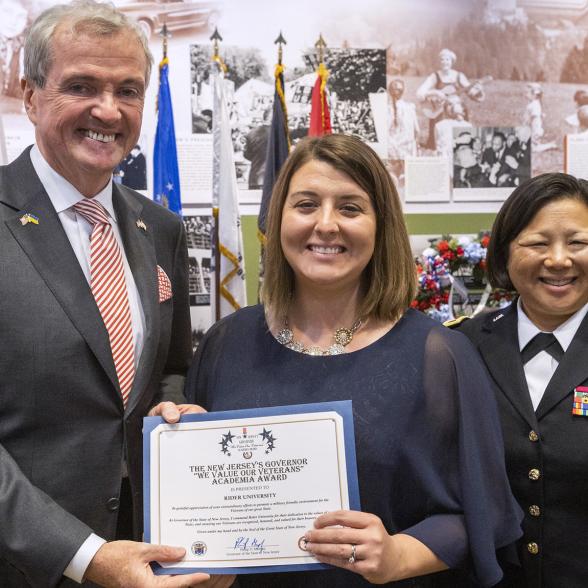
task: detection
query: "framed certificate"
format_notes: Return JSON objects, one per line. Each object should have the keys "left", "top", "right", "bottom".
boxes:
{"left": 143, "top": 400, "right": 360, "bottom": 575}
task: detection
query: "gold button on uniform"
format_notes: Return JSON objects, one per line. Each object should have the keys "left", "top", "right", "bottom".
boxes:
{"left": 527, "top": 542, "right": 539, "bottom": 555}
{"left": 528, "top": 468, "right": 541, "bottom": 481}
{"left": 529, "top": 505, "right": 541, "bottom": 517}
{"left": 528, "top": 430, "right": 539, "bottom": 442}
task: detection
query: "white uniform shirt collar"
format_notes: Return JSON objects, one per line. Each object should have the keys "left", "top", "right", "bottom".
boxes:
{"left": 30, "top": 144, "right": 116, "bottom": 220}
{"left": 517, "top": 298, "right": 588, "bottom": 352}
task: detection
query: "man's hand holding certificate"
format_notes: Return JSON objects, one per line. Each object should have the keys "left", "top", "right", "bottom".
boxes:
{"left": 143, "top": 401, "right": 359, "bottom": 575}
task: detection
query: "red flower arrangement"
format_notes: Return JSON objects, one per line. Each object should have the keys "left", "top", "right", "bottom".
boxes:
{"left": 411, "top": 255, "right": 451, "bottom": 322}
{"left": 412, "top": 232, "right": 515, "bottom": 321}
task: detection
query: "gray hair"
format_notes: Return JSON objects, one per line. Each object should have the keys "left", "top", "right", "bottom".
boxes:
{"left": 24, "top": 0, "right": 153, "bottom": 88}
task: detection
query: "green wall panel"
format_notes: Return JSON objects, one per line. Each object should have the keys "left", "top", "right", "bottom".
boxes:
{"left": 242, "top": 215, "right": 262, "bottom": 306}
{"left": 404, "top": 213, "right": 496, "bottom": 234}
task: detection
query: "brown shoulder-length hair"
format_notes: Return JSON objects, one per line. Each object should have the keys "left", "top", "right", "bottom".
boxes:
{"left": 261, "top": 134, "right": 416, "bottom": 321}
{"left": 487, "top": 172, "right": 588, "bottom": 290}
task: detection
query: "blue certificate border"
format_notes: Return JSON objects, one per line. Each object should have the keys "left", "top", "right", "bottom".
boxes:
{"left": 143, "top": 400, "right": 360, "bottom": 575}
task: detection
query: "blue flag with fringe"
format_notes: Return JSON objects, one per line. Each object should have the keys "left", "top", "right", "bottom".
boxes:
{"left": 153, "top": 58, "right": 182, "bottom": 215}
{"left": 258, "top": 64, "right": 290, "bottom": 240}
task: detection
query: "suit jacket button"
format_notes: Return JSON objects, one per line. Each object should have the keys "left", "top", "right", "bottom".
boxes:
{"left": 528, "top": 468, "right": 540, "bottom": 481}
{"left": 527, "top": 542, "right": 539, "bottom": 555}
{"left": 528, "top": 430, "right": 539, "bottom": 442}
{"left": 107, "top": 497, "right": 120, "bottom": 511}
{"left": 529, "top": 504, "right": 541, "bottom": 517}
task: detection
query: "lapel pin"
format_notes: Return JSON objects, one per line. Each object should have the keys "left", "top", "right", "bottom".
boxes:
{"left": 136, "top": 219, "right": 147, "bottom": 231}
{"left": 19, "top": 213, "right": 39, "bottom": 226}
{"left": 492, "top": 313, "right": 504, "bottom": 322}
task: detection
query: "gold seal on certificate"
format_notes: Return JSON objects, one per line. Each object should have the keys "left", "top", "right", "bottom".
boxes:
{"left": 143, "top": 401, "right": 359, "bottom": 574}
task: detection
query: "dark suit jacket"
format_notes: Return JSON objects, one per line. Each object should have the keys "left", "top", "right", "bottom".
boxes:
{"left": 458, "top": 304, "right": 588, "bottom": 587}
{"left": 119, "top": 152, "right": 147, "bottom": 190}
{"left": 481, "top": 146, "right": 506, "bottom": 167}
{"left": 0, "top": 148, "right": 192, "bottom": 587}
{"left": 481, "top": 146, "right": 515, "bottom": 186}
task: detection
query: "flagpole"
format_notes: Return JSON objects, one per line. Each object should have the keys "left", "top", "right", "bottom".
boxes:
{"left": 161, "top": 22, "right": 168, "bottom": 59}
{"left": 209, "top": 27, "right": 247, "bottom": 320}
{"left": 315, "top": 33, "right": 326, "bottom": 65}
{"left": 276, "top": 30, "right": 286, "bottom": 66}
{"left": 156, "top": 23, "right": 168, "bottom": 114}
{"left": 210, "top": 27, "right": 223, "bottom": 321}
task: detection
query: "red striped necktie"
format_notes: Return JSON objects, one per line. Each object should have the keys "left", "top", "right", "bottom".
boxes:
{"left": 74, "top": 198, "right": 135, "bottom": 406}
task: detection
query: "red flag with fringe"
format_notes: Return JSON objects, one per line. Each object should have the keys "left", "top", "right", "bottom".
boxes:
{"left": 308, "top": 62, "right": 332, "bottom": 136}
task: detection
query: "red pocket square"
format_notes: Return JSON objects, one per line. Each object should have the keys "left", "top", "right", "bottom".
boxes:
{"left": 157, "top": 265, "right": 172, "bottom": 302}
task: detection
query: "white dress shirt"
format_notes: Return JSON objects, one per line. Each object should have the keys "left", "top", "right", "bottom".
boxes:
{"left": 517, "top": 299, "right": 588, "bottom": 411}
{"left": 29, "top": 145, "right": 146, "bottom": 583}
{"left": 30, "top": 145, "right": 145, "bottom": 366}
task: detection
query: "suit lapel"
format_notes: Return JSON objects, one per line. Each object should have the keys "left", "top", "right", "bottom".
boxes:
{"left": 536, "top": 312, "right": 588, "bottom": 419}
{"left": 2, "top": 151, "right": 119, "bottom": 392}
{"left": 477, "top": 305, "right": 538, "bottom": 429}
{"left": 113, "top": 185, "right": 159, "bottom": 414}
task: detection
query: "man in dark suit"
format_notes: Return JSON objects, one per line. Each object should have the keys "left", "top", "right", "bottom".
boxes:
{"left": 480, "top": 131, "right": 516, "bottom": 186}
{"left": 0, "top": 2, "right": 225, "bottom": 586}
{"left": 118, "top": 144, "right": 147, "bottom": 190}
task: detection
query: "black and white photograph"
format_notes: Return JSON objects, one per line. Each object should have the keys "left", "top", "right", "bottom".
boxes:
{"left": 189, "top": 44, "right": 386, "bottom": 189}
{"left": 114, "top": 142, "right": 147, "bottom": 190}
{"left": 318, "top": 48, "right": 386, "bottom": 142}
{"left": 183, "top": 215, "right": 213, "bottom": 307}
{"left": 190, "top": 43, "right": 272, "bottom": 188}
{"left": 452, "top": 126, "right": 531, "bottom": 190}
{"left": 183, "top": 214, "right": 213, "bottom": 349}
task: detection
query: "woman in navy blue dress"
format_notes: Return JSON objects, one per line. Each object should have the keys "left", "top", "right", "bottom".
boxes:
{"left": 186, "top": 134, "right": 522, "bottom": 587}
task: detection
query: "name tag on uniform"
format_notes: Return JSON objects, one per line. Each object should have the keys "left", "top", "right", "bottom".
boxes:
{"left": 572, "top": 387, "right": 588, "bottom": 416}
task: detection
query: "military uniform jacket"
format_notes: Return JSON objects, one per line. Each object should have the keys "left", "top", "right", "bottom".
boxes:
{"left": 458, "top": 304, "right": 588, "bottom": 587}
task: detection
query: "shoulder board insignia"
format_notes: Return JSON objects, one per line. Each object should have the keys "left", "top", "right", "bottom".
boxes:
{"left": 443, "top": 316, "right": 470, "bottom": 329}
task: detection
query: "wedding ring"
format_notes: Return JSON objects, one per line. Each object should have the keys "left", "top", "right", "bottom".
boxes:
{"left": 348, "top": 543, "right": 357, "bottom": 564}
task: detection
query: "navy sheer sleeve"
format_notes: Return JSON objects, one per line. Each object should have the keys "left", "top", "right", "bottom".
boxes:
{"left": 403, "top": 327, "right": 522, "bottom": 584}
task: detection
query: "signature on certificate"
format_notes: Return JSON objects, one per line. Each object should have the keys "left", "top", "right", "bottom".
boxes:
{"left": 234, "top": 537, "right": 266, "bottom": 552}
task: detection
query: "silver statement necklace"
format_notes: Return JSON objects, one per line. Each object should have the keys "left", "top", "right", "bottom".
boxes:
{"left": 276, "top": 317, "right": 363, "bottom": 356}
